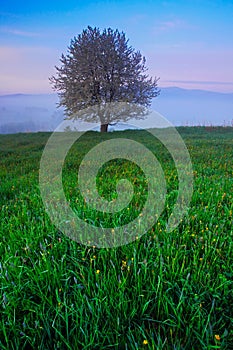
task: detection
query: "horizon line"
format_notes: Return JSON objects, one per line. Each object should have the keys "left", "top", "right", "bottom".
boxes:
{"left": 1, "top": 85, "right": 233, "bottom": 97}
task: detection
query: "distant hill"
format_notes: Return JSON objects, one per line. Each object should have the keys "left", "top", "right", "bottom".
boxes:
{"left": 158, "top": 86, "right": 233, "bottom": 98}
{"left": 0, "top": 87, "right": 232, "bottom": 133}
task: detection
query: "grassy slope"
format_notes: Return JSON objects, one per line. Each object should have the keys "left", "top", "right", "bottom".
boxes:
{"left": 0, "top": 127, "right": 232, "bottom": 349}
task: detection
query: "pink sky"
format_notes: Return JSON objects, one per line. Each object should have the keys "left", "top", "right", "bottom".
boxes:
{"left": 1, "top": 1, "right": 233, "bottom": 94}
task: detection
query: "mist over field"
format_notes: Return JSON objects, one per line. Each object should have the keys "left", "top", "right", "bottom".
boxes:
{"left": 0, "top": 87, "right": 232, "bottom": 133}
{"left": 0, "top": 94, "right": 63, "bottom": 134}
{"left": 153, "top": 87, "right": 233, "bottom": 127}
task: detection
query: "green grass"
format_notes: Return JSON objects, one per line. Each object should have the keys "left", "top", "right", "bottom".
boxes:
{"left": 0, "top": 127, "right": 232, "bottom": 349}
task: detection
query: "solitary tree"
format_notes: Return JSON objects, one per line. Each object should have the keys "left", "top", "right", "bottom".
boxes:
{"left": 50, "top": 26, "right": 160, "bottom": 132}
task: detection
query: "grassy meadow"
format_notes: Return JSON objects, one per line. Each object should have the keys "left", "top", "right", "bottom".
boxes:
{"left": 0, "top": 127, "right": 232, "bottom": 349}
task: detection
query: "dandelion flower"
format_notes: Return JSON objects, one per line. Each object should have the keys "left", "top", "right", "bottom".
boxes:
{"left": 96, "top": 270, "right": 100, "bottom": 274}
{"left": 143, "top": 339, "right": 148, "bottom": 345}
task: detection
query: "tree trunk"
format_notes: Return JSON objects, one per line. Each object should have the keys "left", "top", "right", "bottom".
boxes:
{"left": 100, "top": 123, "right": 109, "bottom": 132}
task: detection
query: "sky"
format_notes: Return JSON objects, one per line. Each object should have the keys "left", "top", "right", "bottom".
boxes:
{"left": 1, "top": 0, "right": 233, "bottom": 95}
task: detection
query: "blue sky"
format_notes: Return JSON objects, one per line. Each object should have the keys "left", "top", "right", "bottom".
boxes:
{"left": 1, "top": 0, "right": 233, "bottom": 94}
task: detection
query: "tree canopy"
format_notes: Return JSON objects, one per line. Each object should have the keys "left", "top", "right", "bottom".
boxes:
{"left": 50, "top": 26, "right": 160, "bottom": 132}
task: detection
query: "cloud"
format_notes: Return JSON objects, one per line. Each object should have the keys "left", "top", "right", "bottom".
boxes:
{"left": 155, "top": 18, "right": 197, "bottom": 32}
{"left": 165, "top": 80, "right": 233, "bottom": 86}
{"left": 0, "top": 11, "right": 20, "bottom": 19}
{"left": 0, "top": 27, "right": 41, "bottom": 37}
{"left": 126, "top": 14, "right": 148, "bottom": 25}
{"left": 157, "top": 19, "right": 184, "bottom": 31}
